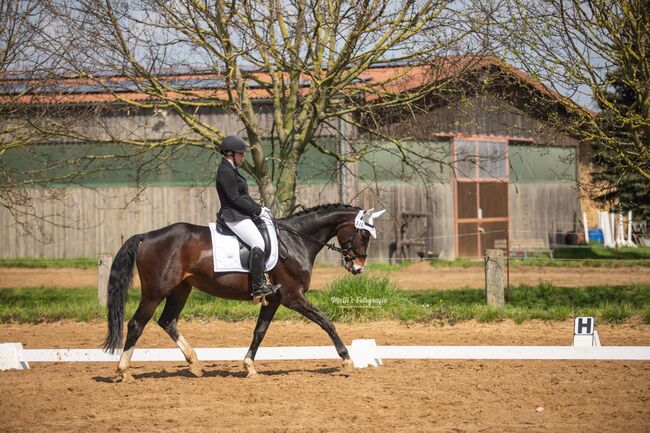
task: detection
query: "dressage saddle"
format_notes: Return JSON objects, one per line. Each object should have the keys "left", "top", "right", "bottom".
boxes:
{"left": 215, "top": 215, "right": 272, "bottom": 269}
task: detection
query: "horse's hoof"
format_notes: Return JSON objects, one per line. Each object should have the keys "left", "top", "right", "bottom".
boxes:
{"left": 115, "top": 371, "right": 133, "bottom": 383}
{"left": 243, "top": 358, "right": 258, "bottom": 378}
{"left": 188, "top": 362, "right": 204, "bottom": 378}
{"left": 342, "top": 359, "right": 355, "bottom": 372}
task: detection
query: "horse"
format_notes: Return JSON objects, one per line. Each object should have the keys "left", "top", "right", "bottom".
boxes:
{"left": 102, "top": 203, "right": 384, "bottom": 381}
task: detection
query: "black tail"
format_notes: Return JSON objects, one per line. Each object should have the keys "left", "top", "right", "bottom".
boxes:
{"left": 102, "top": 234, "right": 144, "bottom": 353}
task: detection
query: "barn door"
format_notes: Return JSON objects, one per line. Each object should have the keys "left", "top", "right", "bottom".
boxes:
{"left": 454, "top": 139, "right": 509, "bottom": 258}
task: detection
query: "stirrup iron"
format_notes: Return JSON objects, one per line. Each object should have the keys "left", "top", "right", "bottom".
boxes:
{"left": 251, "top": 282, "right": 281, "bottom": 305}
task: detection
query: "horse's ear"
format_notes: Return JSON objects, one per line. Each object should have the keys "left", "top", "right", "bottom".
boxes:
{"left": 356, "top": 209, "right": 386, "bottom": 239}
{"left": 368, "top": 209, "right": 386, "bottom": 225}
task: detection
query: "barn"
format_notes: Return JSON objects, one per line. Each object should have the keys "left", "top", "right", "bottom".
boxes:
{"left": 0, "top": 57, "right": 587, "bottom": 260}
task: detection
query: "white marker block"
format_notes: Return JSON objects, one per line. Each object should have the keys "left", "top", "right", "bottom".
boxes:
{"left": 573, "top": 317, "right": 600, "bottom": 347}
{"left": 0, "top": 343, "right": 29, "bottom": 370}
{"left": 349, "top": 339, "right": 382, "bottom": 368}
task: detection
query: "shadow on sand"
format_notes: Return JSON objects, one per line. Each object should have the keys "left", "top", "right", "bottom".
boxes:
{"left": 93, "top": 363, "right": 346, "bottom": 382}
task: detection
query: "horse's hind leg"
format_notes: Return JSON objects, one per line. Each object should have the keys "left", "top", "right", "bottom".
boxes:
{"left": 157, "top": 282, "right": 203, "bottom": 377}
{"left": 284, "top": 294, "right": 354, "bottom": 372}
{"left": 116, "top": 296, "right": 160, "bottom": 382}
{"left": 244, "top": 301, "right": 280, "bottom": 378}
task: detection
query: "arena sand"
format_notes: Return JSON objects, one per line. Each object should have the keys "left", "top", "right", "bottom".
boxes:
{"left": 1, "top": 320, "right": 649, "bottom": 433}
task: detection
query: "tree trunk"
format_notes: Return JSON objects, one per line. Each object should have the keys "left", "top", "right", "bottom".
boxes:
{"left": 274, "top": 153, "right": 300, "bottom": 217}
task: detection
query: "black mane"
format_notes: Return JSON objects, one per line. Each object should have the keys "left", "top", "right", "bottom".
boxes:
{"left": 289, "top": 203, "right": 361, "bottom": 218}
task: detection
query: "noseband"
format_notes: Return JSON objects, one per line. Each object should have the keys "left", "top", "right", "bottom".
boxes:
{"left": 339, "top": 229, "right": 367, "bottom": 263}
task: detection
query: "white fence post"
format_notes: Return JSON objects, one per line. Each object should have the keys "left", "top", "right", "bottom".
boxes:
{"left": 97, "top": 253, "right": 113, "bottom": 306}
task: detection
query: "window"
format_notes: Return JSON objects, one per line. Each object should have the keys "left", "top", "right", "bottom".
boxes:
{"left": 358, "top": 139, "right": 452, "bottom": 183}
{"left": 0, "top": 142, "right": 218, "bottom": 187}
{"left": 260, "top": 136, "right": 338, "bottom": 184}
{"left": 454, "top": 139, "right": 507, "bottom": 180}
{"left": 508, "top": 144, "right": 576, "bottom": 183}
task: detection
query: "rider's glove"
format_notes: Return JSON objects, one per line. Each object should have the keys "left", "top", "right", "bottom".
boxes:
{"left": 259, "top": 207, "right": 272, "bottom": 220}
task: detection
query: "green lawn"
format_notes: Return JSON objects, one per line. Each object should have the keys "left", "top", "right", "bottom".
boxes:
{"left": 1, "top": 276, "right": 648, "bottom": 325}
{"left": 0, "top": 257, "right": 97, "bottom": 269}
{"left": 425, "top": 245, "right": 650, "bottom": 268}
{"left": 553, "top": 244, "right": 650, "bottom": 260}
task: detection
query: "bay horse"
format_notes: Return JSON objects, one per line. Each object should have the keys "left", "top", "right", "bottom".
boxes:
{"left": 102, "top": 204, "right": 380, "bottom": 381}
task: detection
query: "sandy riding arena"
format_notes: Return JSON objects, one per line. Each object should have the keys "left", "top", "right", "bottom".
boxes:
{"left": 1, "top": 320, "right": 649, "bottom": 433}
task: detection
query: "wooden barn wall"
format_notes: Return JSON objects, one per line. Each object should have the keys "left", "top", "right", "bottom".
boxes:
{"left": 0, "top": 183, "right": 453, "bottom": 261}
{"left": 352, "top": 183, "right": 455, "bottom": 262}
{"left": 0, "top": 183, "right": 577, "bottom": 259}
{"left": 381, "top": 94, "right": 580, "bottom": 147}
{"left": 57, "top": 103, "right": 348, "bottom": 143}
{"left": 509, "top": 184, "right": 580, "bottom": 246}
{"left": 2, "top": 93, "right": 579, "bottom": 260}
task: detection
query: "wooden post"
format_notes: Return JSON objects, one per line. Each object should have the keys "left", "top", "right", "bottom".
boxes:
{"left": 485, "top": 249, "right": 504, "bottom": 306}
{"left": 97, "top": 253, "right": 113, "bottom": 306}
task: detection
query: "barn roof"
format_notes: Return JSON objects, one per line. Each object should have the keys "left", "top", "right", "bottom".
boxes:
{"left": 0, "top": 56, "right": 590, "bottom": 114}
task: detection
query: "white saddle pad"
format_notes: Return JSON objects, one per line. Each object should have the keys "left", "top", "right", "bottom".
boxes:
{"left": 208, "top": 218, "right": 279, "bottom": 273}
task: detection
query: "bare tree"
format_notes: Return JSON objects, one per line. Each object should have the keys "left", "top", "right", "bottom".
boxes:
{"left": 490, "top": 0, "right": 650, "bottom": 182}
{"left": 0, "top": 0, "right": 79, "bottom": 238}
{"left": 33, "top": 0, "right": 480, "bottom": 215}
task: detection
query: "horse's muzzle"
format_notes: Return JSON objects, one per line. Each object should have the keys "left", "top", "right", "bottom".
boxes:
{"left": 345, "top": 261, "right": 364, "bottom": 274}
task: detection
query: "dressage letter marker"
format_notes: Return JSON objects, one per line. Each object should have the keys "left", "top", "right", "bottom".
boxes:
{"left": 575, "top": 317, "right": 594, "bottom": 335}
{"left": 572, "top": 316, "right": 601, "bottom": 347}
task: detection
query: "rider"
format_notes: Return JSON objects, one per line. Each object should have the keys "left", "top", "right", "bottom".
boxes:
{"left": 216, "top": 135, "right": 278, "bottom": 298}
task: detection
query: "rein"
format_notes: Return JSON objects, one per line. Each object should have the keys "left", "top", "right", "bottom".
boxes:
{"left": 274, "top": 222, "right": 344, "bottom": 253}
{"left": 274, "top": 221, "right": 365, "bottom": 261}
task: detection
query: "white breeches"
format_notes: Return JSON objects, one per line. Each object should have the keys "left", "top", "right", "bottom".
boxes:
{"left": 225, "top": 218, "right": 265, "bottom": 250}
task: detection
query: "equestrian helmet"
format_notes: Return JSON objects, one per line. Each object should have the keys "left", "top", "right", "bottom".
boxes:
{"left": 220, "top": 135, "right": 248, "bottom": 154}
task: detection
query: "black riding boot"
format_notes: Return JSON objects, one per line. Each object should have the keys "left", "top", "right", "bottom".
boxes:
{"left": 249, "top": 247, "right": 279, "bottom": 298}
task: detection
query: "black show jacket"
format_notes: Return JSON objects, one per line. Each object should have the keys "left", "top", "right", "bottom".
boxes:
{"left": 215, "top": 158, "right": 262, "bottom": 222}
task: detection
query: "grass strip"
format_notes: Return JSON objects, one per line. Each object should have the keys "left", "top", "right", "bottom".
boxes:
{"left": 2, "top": 246, "right": 650, "bottom": 270}
{"left": 1, "top": 278, "right": 648, "bottom": 325}
{"left": 553, "top": 245, "right": 650, "bottom": 260}
{"left": 0, "top": 257, "right": 97, "bottom": 269}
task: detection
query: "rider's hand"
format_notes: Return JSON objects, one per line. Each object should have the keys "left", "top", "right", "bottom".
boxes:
{"left": 259, "top": 207, "right": 272, "bottom": 220}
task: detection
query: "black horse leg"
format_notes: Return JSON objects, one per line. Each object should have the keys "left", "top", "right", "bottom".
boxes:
{"left": 157, "top": 282, "right": 202, "bottom": 377}
{"left": 116, "top": 296, "right": 160, "bottom": 381}
{"left": 243, "top": 301, "right": 280, "bottom": 377}
{"left": 284, "top": 295, "right": 353, "bottom": 370}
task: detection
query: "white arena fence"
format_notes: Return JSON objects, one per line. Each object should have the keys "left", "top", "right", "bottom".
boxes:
{"left": 2, "top": 319, "right": 649, "bottom": 371}
{"left": 2, "top": 340, "right": 650, "bottom": 371}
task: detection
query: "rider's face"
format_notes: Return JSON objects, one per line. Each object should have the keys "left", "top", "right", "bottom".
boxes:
{"left": 233, "top": 151, "right": 245, "bottom": 167}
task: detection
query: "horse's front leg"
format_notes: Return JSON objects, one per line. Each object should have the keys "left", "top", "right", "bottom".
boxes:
{"left": 244, "top": 301, "right": 280, "bottom": 377}
{"left": 284, "top": 294, "right": 354, "bottom": 372}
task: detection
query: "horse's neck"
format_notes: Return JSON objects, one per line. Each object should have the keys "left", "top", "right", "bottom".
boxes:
{"left": 294, "top": 210, "right": 354, "bottom": 243}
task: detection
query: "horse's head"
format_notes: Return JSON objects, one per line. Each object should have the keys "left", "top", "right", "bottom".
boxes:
{"left": 336, "top": 209, "right": 386, "bottom": 275}
{"left": 279, "top": 204, "right": 387, "bottom": 274}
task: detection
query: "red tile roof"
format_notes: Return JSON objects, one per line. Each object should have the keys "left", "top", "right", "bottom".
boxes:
{"left": 0, "top": 56, "right": 590, "bottom": 114}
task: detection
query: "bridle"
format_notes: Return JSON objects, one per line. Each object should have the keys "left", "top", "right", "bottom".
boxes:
{"left": 339, "top": 228, "right": 368, "bottom": 263}
{"left": 274, "top": 221, "right": 367, "bottom": 263}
